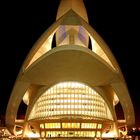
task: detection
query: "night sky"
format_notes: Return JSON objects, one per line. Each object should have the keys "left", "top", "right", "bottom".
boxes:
{"left": 0, "top": 0, "right": 140, "bottom": 126}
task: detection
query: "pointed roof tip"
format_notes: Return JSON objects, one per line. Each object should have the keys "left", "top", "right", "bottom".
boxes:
{"left": 63, "top": 9, "right": 80, "bottom": 17}
{"left": 60, "top": 9, "right": 83, "bottom": 25}
{"left": 56, "top": 0, "right": 88, "bottom": 23}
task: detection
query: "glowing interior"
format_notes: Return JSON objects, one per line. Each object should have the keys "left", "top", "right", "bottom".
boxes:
{"left": 38, "top": 122, "right": 104, "bottom": 137}
{"left": 28, "top": 82, "right": 113, "bottom": 121}
{"left": 40, "top": 130, "right": 101, "bottom": 138}
{"left": 28, "top": 82, "right": 114, "bottom": 138}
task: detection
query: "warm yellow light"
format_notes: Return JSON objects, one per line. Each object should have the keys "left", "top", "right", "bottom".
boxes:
{"left": 90, "top": 36, "right": 115, "bottom": 70}
{"left": 41, "top": 130, "right": 97, "bottom": 138}
{"left": 102, "top": 129, "right": 118, "bottom": 138}
{"left": 29, "top": 82, "right": 113, "bottom": 121}
{"left": 26, "top": 31, "right": 55, "bottom": 69}
{"left": 26, "top": 132, "right": 40, "bottom": 138}
{"left": 44, "top": 123, "right": 61, "bottom": 129}
{"left": 81, "top": 123, "right": 97, "bottom": 129}
{"left": 62, "top": 123, "right": 80, "bottom": 128}
{"left": 23, "top": 90, "right": 29, "bottom": 105}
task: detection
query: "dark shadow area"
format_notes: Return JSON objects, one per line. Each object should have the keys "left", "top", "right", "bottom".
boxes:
{"left": 88, "top": 37, "right": 92, "bottom": 50}
{"left": 115, "top": 102, "right": 124, "bottom": 120}
{"left": 17, "top": 100, "right": 27, "bottom": 119}
{"left": 52, "top": 34, "right": 56, "bottom": 48}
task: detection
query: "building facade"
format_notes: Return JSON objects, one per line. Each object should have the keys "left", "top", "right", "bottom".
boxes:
{"left": 6, "top": 0, "right": 135, "bottom": 138}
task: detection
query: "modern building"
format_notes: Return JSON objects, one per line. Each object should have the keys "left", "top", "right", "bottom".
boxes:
{"left": 6, "top": 0, "right": 135, "bottom": 138}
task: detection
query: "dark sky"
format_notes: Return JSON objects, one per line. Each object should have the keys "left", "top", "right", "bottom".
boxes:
{"left": 0, "top": 0, "right": 140, "bottom": 126}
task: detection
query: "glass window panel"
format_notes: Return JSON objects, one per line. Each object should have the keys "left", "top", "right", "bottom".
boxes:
{"left": 96, "top": 131, "right": 101, "bottom": 137}
{"left": 29, "top": 82, "right": 113, "bottom": 122}
{"left": 97, "top": 124, "right": 102, "bottom": 129}
{"left": 40, "top": 131, "right": 45, "bottom": 137}
{"left": 40, "top": 124, "right": 44, "bottom": 129}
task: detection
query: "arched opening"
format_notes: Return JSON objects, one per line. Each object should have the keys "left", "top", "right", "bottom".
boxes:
{"left": 115, "top": 102, "right": 124, "bottom": 120}
{"left": 115, "top": 102, "right": 127, "bottom": 136}
{"left": 17, "top": 100, "right": 27, "bottom": 119}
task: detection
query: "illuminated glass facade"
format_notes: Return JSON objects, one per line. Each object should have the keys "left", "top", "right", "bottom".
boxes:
{"left": 28, "top": 82, "right": 113, "bottom": 138}
{"left": 39, "top": 122, "right": 102, "bottom": 138}
{"left": 29, "top": 82, "right": 113, "bottom": 121}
